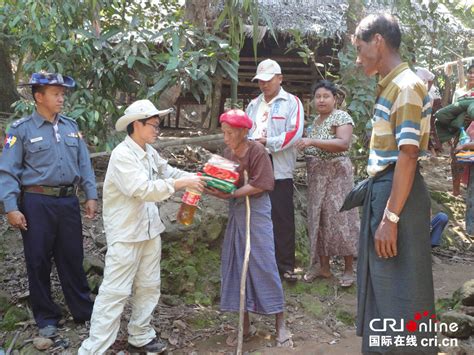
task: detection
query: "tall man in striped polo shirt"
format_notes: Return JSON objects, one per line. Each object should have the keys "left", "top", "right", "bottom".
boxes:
{"left": 352, "top": 14, "right": 436, "bottom": 354}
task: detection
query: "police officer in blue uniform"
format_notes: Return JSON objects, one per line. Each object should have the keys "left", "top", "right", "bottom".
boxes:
{"left": 0, "top": 72, "right": 97, "bottom": 338}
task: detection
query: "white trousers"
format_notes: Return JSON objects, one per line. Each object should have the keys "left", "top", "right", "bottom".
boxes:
{"left": 78, "top": 236, "right": 162, "bottom": 354}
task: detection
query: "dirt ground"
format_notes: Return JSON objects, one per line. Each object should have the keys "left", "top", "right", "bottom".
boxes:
{"left": 0, "top": 154, "right": 473, "bottom": 354}
{"left": 177, "top": 261, "right": 473, "bottom": 355}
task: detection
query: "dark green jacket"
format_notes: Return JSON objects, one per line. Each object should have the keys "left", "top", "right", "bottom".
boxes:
{"left": 435, "top": 97, "right": 474, "bottom": 142}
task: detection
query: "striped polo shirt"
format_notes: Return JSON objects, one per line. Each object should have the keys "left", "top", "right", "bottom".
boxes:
{"left": 367, "top": 62, "right": 431, "bottom": 176}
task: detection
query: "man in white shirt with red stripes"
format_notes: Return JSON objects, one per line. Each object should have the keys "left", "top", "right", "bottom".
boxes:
{"left": 246, "top": 59, "right": 305, "bottom": 282}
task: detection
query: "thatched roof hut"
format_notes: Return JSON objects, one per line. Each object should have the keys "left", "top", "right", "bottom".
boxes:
{"left": 228, "top": 0, "right": 473, "bottom": 106}
{"left": 174, "top": 0, "right": 473, "bottom": 128}
{"left": 231, "top": 0, "right": 352, "bottom": 109}
{"left": 256, "top": 0, "right": 349, "bottom": 39}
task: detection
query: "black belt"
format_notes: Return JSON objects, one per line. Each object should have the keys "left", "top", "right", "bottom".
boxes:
{"left": 22, "top": 185, "right": 77, "bottom": 197}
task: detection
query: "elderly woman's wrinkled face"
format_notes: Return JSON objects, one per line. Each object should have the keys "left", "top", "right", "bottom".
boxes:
{"left": 222, "top": 123, "right": 248, "bottom": 151}
{"left": 314, "top": 87, "right": 336, "bottom": 115}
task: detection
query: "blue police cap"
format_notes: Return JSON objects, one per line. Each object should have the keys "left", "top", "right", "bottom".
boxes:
{"left": 19, "top": 72, "right": 75, "bottom": 88}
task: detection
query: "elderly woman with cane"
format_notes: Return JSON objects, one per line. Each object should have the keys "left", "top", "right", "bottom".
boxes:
{"left": 205, "top": 109, "right": 292, "bottom": 348}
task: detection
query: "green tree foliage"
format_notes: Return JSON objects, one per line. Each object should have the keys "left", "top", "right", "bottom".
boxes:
{"left": 0, "top": 0, "right": 239, "bottom": 149}
{"left": 395, "top": 0, "right": 473, "bottom": 66}
{"left": 280, "top": 0, "right": 472, "bottom": 172}
{"left": 214, "top": 0, "right": 276, "bottom": 107}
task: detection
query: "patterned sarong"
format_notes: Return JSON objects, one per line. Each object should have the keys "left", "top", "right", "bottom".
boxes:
{"left": 220, "top": 193, "right": 284, "bottom": 315}
{"left": 306, "top": 156, "right": 359, "bottom": 266}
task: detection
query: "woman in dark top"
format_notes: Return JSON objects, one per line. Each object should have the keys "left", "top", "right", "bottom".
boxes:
{"left": 205, "top": 109, "right": 292, "bottom": 348}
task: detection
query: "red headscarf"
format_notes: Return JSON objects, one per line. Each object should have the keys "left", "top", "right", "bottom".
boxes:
{"left": 219, "top": 109, "right": 253, "bottom": 129}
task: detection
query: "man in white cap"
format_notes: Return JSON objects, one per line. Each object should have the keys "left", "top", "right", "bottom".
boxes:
{"left": 79, "top": 100, "right": 206, "bottom": 354}
{"left": 246, "top": 59, "right": 304, "bottom": 282}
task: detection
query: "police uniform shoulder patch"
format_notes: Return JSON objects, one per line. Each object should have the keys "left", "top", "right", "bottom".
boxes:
{"left": 4, "top": 134, "right": 18, "bottom": 149}
{"left": 11, "top": 116, "right": 32, "bottom": 128}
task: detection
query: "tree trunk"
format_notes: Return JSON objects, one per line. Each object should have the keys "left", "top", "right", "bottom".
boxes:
{"left": 158, "top": 84, "right": 182, "bottom": 110}
{"left": 231, "top": 77, "right": 238, "bottom": 108}
{"left": 344, "top": 0, "right": 364, "bottom": 50}
{"left": 0, "top": 40, "right": 20, "bottom": 114}
{"left": 210, "top": 75, "right": 223, "bottom": 130}
{"left": 184, "top": 0, "right": 219, "bottom": 29}
{"left": 441, "top": 74, "right": 452, "bottom": 107}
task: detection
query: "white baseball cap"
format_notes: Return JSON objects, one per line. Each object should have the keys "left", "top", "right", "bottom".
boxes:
{"left": 115, "top": 99, "right": 172, "bottom": 132}
{"left": 252, "top": 59, "right": 282, "bottom": 81}
{"left": 415, "top": 67, "right": 435, "bottom": 84}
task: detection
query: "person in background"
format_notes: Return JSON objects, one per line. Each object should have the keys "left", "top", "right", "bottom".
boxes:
{"left": 246, "top": 59, "right": 304, "bottom": 282}
{"left": 430, "top": 212, "right": 448, "bottom": 247}
{"left": 453, "top": 64, "right": 474, "bottom": 233}
{"left": 453, "top": 63, "right": 474, "bottom": 103}
{"left": 0, "top": 72, "right": 97, "bottom": 338}
{"left": 205, "top": 109, "right": 293, "bottom": 348}
{"left": 435, "top": 63, "right": 474, "bottom": 144}
{"left": 415, "top": 66, "right": 435, "bottom": 92}
{"left": 415, "top": 67, "right": 443, "bottom": 154}
{"left": 352, "top": 13, "right": 436, "bottom": 354}
{"left": 455, "top": 139, "right": 474, "bottom": 235}
{"left": 294, "top": 80, "right": 359, "bottom": 287}
{"left": 79, "top": 99, "right": 206, "bottom": 354}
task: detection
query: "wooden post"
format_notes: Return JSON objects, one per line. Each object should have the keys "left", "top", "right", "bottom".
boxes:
{"left": 237, "top": 171, "right": 250, "bottom": 355}
{"left": 175, "top": 103, "right": 181, "bottom": 128}
{"left": 466, "top": 164, "right": 474, "bottom": 235}
{"left": 6, "top": 330, "right": 20, "bottom": 355}
{"left": 450, "top": 141, "right": 463, "bottom": 196}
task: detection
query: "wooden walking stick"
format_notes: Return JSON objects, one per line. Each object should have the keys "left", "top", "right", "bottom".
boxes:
{"left": 237, "top": 170, "right": 251, "bottom": 355}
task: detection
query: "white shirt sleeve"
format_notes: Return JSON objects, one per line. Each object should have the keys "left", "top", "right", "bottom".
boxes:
{"left": 110, "top": 151, "right": 176, "bottom": 202}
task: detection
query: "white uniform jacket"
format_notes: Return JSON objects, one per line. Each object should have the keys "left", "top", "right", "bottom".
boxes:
{"left": 103, "top": 135, "right": 192, "bottom": 245}
{"left": 246, "top": 88, "right": 304, "bottom": 179}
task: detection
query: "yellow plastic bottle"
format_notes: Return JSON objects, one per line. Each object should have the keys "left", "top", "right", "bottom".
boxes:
{"left": 177, "top": 189, "right": 201, "bottom": 225}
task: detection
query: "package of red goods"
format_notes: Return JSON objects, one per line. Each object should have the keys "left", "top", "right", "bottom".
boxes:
{"left": 203, "top": 163, "right": 239, "bottom": 182}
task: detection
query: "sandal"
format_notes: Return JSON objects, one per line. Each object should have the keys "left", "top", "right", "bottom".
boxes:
{"left": 276, "top": 336, "right": 294, "bottom": 348}
{"left": 302, "top": 269, "right": 332, "bottom": 283}
{"left": 225, "top": 324, "right": 257, "bottom": 347}
{"left": 339, "top": 275, "right": 355, "bottom": 288}
{"left": 281, "top": 270, "right": 298, "bottom": 282}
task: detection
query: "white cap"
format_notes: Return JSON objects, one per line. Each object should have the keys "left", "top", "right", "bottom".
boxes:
{"left": 115, "top": 99, "right": 172, "bottom": 132}
{"left": 415, "top": 67, "right": 435, "bottom": 84}
{"left": 252, "top": 59, "right": 282, "bottom": 81}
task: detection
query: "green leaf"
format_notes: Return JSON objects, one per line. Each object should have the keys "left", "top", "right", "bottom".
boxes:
{"left": 218, "top": 59, "right": 238, "bottom": 82}
{"left": 93, "top": 40, "right": 102, "bottom": 50}
{"left": 127, "top": 55, "right": 136, "bottom": 68}
{"left": 148, "top": 75, "right": 170, "bottom": 98}
{"left": 166, "top": 57, "right": 179, "bottom": 71}
{"left": 171, "top": 31, "right": 180, "bottom": 56}
{"left": 74, "top": 29, "right": 95, "bottom": 39}
{"left": 213, "top": 6, "right": 228, "bottom": 30}
{"left": 10, "top": 15, "right": 22, "bottom": 27}
{"left": 135, "top": 57, "right": 151, "bottom": 66}
{"left": 101, "top": 27, "right": 121, "bottom": 41}
{"left": 69, "top": 108, "right": 86, "bottom": 118}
